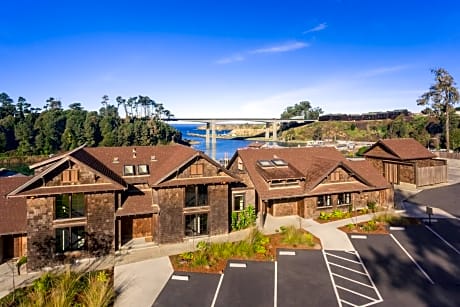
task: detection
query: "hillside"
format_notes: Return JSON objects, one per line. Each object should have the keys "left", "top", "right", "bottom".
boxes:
{"left": 280, "top": 120, "right": 393, "bottom": 142}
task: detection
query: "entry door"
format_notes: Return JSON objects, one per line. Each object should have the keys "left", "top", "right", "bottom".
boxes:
{"left": 384, "top": 162, "right": 399, "bottom": 184}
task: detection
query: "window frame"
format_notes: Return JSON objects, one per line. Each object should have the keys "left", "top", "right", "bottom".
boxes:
{"left": 55, "top": 226, "right": 86, "bottom": 253}
{"left": 317, "top": 195, "right": 332, "bottom": 208}
{"left": 137, "top": 164, "right": 149, "bottom": 175}
{"left": 185, "top": 185, "right": 208, "bottom": 207}
{"left": 55, "top": 193, "right": 85, "bottom": 220}
{"left": 233, "top": 193, "right": 245, "bottom": 211}
{"left": 184, "top": 213, "right": 209, "bottom": 237}
{"left": 338, "top": 192, "right": 351, "bottom": 205}
{"left": 62, "top": 169, "right": 79, "bottom": 183}
{"left": 190, "top": 164, "right": 204, "bottom": 176}
{"left": 123, "top": 165, "right": 135, "bottom": 176}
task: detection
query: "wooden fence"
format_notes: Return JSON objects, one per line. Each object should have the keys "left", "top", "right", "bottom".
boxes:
{"left": 434, "top": 151, "right": 460, "bottom": 160}
{"left": 416, "top": 165, "right": 448, "bottom": 187}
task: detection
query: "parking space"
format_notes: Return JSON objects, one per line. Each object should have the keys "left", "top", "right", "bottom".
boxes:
{"left": 323, "top": 249, "right": 381, "bottom": 306}
{"left": 425, "top": 218, "right": 460, "bottom": 252}
{"left": 277, "top": 249, "right": 337, "bottom": 307}
{"left": 213, "top": 260, "right": 274, "bottom": 307}
{"left": 350, "top": 233, "right": 432, "bottom": 306}
{"left": 153, "top": 272, "right": 221, "bottom": 307}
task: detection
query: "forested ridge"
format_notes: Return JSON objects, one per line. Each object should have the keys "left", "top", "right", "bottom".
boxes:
{"left": 0, "top": 93, "right": 182, "bottom": 156}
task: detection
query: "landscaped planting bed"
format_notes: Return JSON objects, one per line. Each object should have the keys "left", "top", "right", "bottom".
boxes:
{"left": 338, "top": 214, "right": 421, "bottom": 234}
{"left": 170, "top": 227, "right": 321, "bottom": 274}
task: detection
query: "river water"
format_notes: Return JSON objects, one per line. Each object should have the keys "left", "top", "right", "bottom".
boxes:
{"left": 172, "top": 124, "right": 260, "bottom": 162}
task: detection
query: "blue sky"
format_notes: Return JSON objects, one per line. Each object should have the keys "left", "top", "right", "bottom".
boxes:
{"left": 1, "top": 0, "right": 460, "bottom": 118}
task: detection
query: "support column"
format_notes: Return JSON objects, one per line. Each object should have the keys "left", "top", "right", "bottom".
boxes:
{"left": 265, "top": 122, "right": 270, "bottom": 140}
{"left": 272, "top": 121, "right": 278, "bottom": 142}
{"left": 205, "top": 122, "right": 210, "bottom": 146}
{"left": 211, "top": 120, "right": 217, "bottom": 160}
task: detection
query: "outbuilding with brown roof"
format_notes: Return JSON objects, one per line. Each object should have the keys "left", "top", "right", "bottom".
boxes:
{"left": 363, "top": 138, "right": 447, "bottom": 187}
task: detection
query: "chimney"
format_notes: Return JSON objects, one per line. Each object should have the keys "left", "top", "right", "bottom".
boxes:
{"left": 112, "top": 157, "right": 119, "bottom": 164}
{"left": 132, "top": 148, "right": 136, "bottom": 158}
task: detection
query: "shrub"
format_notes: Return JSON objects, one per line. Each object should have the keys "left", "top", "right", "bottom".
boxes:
{"left": 367, "top": 201, "right": 377, "bottom": 212}
{"left": 231, "top": 205, "right": 257, "bottom": 231}
{"left": 318, "top": 212, "right": 331, "bottom": 220}
{"left": 281, "top": 226, "right": 315, "bottom": 247}
{"left": 361, "top": 220, "right": 377, "bottom": 232}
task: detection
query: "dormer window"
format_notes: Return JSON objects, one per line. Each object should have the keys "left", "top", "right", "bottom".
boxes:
{"left": 138, "top": 164, "right": 149, "bottom": 175}
{"left": 62, "top": 169, "right": 79, "bottom": 183}
{"left": 123, "top": 165, "right": 135, "bottom": 176}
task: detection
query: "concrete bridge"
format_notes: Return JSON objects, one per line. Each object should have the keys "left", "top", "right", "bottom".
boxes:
{"left": 166, "top": 117, "right": 316, "bottom": 145}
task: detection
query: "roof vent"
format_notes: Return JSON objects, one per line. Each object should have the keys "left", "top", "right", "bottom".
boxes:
{"left": 113, "top": 157, "right": 119, "bottom": 164}
{"left": 132, "top": 148, "right": 136, "bottom": 158}
{"left": 150, "top": 155, "right": 157, "bottom": 161}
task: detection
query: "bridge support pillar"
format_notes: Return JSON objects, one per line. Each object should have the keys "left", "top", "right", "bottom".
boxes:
{"left": 205, "top": 122, "right": 210, "bottom": 146}
{"left": 211, "top": 121, "right": 216, "bottom": 160}
{"left": 265, "top": 122, "right": 270, "bottom": 140}
{"left": 272, "top": 121, "right": 278, "bottom": 142}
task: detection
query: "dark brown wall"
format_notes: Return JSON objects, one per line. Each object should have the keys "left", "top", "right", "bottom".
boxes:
{"left": 27, "top": 197, "right": 54, "bottom": 271}
{"left": 208, "top": 185, "right": 229, "bottom": 235}
{"left": 158, "top": 187, "right": 184, "bottom": 244}
{"left": 86, "top": 193, "right": 115, "bottom": 256}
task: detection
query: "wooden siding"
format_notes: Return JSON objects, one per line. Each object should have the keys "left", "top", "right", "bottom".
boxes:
{"left": 416, "top": 165, "right": 448, "bottom": 187}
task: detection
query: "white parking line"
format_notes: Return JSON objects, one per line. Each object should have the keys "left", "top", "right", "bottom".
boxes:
{"left": 171, "top": 274, "right": 189, "bottom": 281}
{"left": 325, "top": 252, "right": 361, "bottom": 264}
{"left": 324, "top": 250, "right": 383, "bottom": 307}
{"left": 389, "top": 226, "right": 405, "bottom": 231}
{"left": 274, "top": 261, "right": 277, "bottom": 307}
{"left": 425, "top": 225, "right": 460, "bottom": 255}
{"left": 229, "top": 262, "right": 247, "bottom": 268}
{"left": 210, "top": 274, "right": 224, "bottom": 307}
{"left": 322, "top": 250, "right": 343, "bottom": 307}
{"left": 390, "top": 234, "right": 435, "bottom": 285}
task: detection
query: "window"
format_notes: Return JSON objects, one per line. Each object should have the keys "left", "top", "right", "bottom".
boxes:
{"left": 317, "top": 195, "right": 332, "bottom": 208}
{"left": 237, "top": 159, "right": 244, "bottom": 171}
{"left": 272, "top": 159, "right": 288, "bottom": 166}
{"left": 257, "top": 160, "right": 274, "bottom": 168}
{"left": 330, "top": 171, "right": 340, "bottom": 182}
{"left": 138, "top": 164, "right": 149, "bottom": 175}
{"left": 190, "top": 164, "right": 204, "bottom": 176}
{"left": 62, "top": 169, "right": 79, "bottom": 183}
{"left": 185, "top": 213, "right": 208, "bottom": 236}
{"left": 233, "top": 194, "right": 245, "bottom": 211}
{"left": 123, "top": 165, "right": 135, "bottom": 176}
{"left": 55, "top": 193, "right": 85, "bottom": 219}
{"left": 55, "top": 226, "right": 85, "bottom": 253}
{"left": 185, "top": 185, "right": 207, "bottom": 207}
{"left": 338, "top": 193, "right": 351, "bottom": 205}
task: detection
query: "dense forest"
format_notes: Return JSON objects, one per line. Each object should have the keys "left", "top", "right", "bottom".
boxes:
{"left": 0, "top": 93, "right": 182, "bottom": 156}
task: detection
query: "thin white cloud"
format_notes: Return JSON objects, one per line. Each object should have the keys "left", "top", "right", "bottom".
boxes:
{"left": 359, "top": 65, "right": 410, "bottom": 77}
{"left": 215, "top": 54, "right": 245, "bottom": 64}
{"left": 250, "top": 41, "right": 309, "bottom": 54}
{"left": 303, "top": 23, "right": 327, "bottom": 34}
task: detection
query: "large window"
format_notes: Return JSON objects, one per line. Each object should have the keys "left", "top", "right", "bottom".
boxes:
{"left": 338, "top": 193, "right": 351, "bottom": 205}
{"left": 317, "top": 195, "right": 332, "bottom": 208}
{"left": 55, "top": 226, "right": 85, "bottom": 253}
{"left": 233, "top": 194, "right": 245, "bottom": 211}
{"left": 185, "top": 213, "right": 208, "bottom": 237}
{"left": 137, "top": 164, "right": 149, "bottom": 175}
{"left": 185, "top": 185, "right": 207, "bottom": 207}
{"left": 55, "top": 193, "right": 85, "bottom": 219}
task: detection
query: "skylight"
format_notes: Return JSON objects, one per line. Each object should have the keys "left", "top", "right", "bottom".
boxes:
{"left": 272, "top": 159, "right": 288, "bottom": 166}
{"left": 257, "top": 160, "right": 274, "bottom": 167}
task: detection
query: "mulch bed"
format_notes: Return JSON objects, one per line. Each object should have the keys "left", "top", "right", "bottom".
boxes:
{"left": 170, "top": 230, "right": 321, "bottom": 274}
{"left": 338, "top": 217, "right": 422, "bottom": 235}
{"left": 314, "top": 210, "right": 370, "bottom": 224}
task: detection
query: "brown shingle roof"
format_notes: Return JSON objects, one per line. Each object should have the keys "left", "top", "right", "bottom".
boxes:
{"left": 235, "top": 147, "right": 389, "bottom": 200}
{"left": 0, "top": 177, "right": 30, "bottom": 235}
{"left": 364, "top": 138, "right": 435, "bottom": 160}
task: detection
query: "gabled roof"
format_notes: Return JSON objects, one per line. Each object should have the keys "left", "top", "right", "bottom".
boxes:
{"left": 363, "top": 138, "right": 435, "bottom": 160}
{"left": 232, "top": 147, "right": 389, "bottom": 200}
{"left": 0, "top": 176, "right": 31, "bottom": 235}
{"left": 84, "top": 145, "right": 239, "bottom": 187}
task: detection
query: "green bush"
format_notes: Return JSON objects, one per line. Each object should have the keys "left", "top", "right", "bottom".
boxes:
{"left": 231, "top": 205, "right": 257, "bottom": 231}
{"left": 361, "top": 220, "right": 377, "bottom": 232}
{"left": 318, "top": 212, "right": 331, "bottom": 220}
